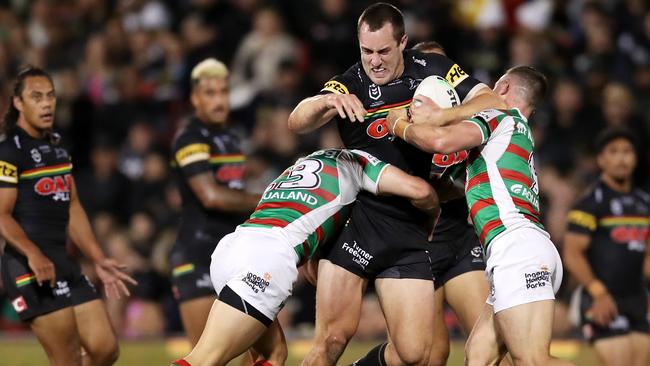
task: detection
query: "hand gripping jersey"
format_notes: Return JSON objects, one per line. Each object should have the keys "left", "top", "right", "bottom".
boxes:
{"left": 240, "top": 149, "right": 388, "bottom": 263}
{"left": 321, "top": 49, "right": 483, "bottom": 221}
{"left": 171, "top": 118, "right": 247, "bottom": 242}
{"left": 567, "top": 181, "right": 650, "bottom": 295}
{"left": 0, "top": 128, "right": 73, "bottom": 252}
{"left": 464, "top": 108, "right": 544, "bottom": 247}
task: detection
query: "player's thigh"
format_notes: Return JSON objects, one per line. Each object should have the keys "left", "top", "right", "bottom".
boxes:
{"left": 375, "top": 278, "right": 435, "bottom": 357}
{"left": 186, "top": 298, "right": 268, "bottom": 366}
{"left": 593, "top": 335, "right": 634, "bottom": 366}
{"left": 465, "top": 303, "right": 506, "bottom": 366}
{"left": 444, "top": 270, "right": 489, "bottom": 334}
{"left": 179, "top": 295, "right": 217, "bottom": 346}
{"left": 495, "top": 300, "right": 554, "bottom": 362}
{"left": 31, "top": 306, "right": 83, "bottom": 366}
{"left": 314, "top": 259, "right": 366, "bottom": 338}
{"left": 73, "top": 299, "right": 119, "bottom": 362}
{"left": 429, "top": 287, "right": 450, "bottom": 366}
{"left": 629, "top": 332, "right": 650, "bottom": 366}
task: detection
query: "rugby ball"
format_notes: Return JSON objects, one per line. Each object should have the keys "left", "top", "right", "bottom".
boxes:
{"left": 412, "top": 75, "right": 460, "bottom": 108}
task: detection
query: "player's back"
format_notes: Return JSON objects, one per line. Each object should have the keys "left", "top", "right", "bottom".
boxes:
{"left": 464, "top": 108, "right": 544, "bottom": 247}
{"left": 240, "top": 149, "right": 388, "bottom": 261}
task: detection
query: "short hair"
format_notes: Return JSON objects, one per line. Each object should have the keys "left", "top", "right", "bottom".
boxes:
{"left": 412, "top": 41, "right": 446, "bottom": 56}
{"left": 505, "top": 66, "right": 548, "bottom": 108}
{"left": 357, "top": 3, "right": 405, "bottom": 43}
{"left": 191, "top": 58, "right": 228, "bottom": 89}
{"left": 595, "top": 128, "right": 637, "bottom": 155}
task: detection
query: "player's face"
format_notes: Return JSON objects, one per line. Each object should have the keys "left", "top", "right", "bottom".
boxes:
{"left": 191, "top": 77, "right": 230, "bottom": 125}
{"left": 598, "top": 138, "right": 637, "bottom": 181}
{"left": 14, "top": 76, "right": 56, "bottom": 132}
{"left": 358, "top": 22, "right": 407, "bottom": 86}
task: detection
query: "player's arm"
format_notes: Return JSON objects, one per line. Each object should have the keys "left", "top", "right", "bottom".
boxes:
{"left": 0, "top": 187, "right": 56, "bottom": 287}
{"left": 410, "top": 87, "right": 504, "bottom": 127}
{"left": 188, "top": 172, "right": 260, "bottom": 212}
{"left": 288, "top": 75, "right": 366, "bottom": 134}
{"left": 68, "top": 177, "right": 137, "bottom": 298}
{"left": 563, "top": 209, "right": 618, "bottom": 326}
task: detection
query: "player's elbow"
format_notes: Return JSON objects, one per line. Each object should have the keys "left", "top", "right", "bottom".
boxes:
{"left": 425, "top": 136, "right": 455, "bottom": 155}
{"left": 287, "top": 110, "right": 302, "bottom": 132}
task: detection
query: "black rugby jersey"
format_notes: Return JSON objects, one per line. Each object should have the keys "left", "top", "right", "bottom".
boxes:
{"left": 171, "top": 118, "right": 247, "bottom": 242}
{"left": 567, "top": 180, "right": 650, "bottom": 295}
{"left": 321, "top": 49, "right": 483, "bottom": 221}
{"left": 430, "top": 150, "right": 473, "bottom": 239}
{"left": 0, "top": 127, "right": 73, "bottom": 252}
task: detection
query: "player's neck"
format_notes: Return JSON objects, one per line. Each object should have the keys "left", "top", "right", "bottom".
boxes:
{"left": 601, "top": 173, "right": 632, "bottom": 193}
{"left": 16, "top": 118, "right": 47, "bottom": 139}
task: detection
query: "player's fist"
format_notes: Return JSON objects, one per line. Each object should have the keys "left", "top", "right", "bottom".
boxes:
{"left": 410, "top": 95, "right": 451, "bottom": 126}
{"left": 589, "top": 292, "right": 619, "bottom": 327}
{"left": 386, "top": 108, "right": 408, "bottom": 135}
{"left": 325, "top": 94, "right": 367, "bottom": 122}
{"left": 27, "top": 249, "right": 55, "bottom": 287}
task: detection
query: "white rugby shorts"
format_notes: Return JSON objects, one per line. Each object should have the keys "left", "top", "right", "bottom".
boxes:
{"left": 210, "top": 227, "right": 299, "bottom": 321}
{"left": 485, "top": 227, "right": 563, "bottom": 313}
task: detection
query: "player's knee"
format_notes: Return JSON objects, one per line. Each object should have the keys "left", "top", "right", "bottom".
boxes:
{"left": 392, "top": 341, "right": 431, "bottom": 366}
{"left": 322, "top": 331, "right": 350, "bottom": 355}
{"left": 88, "top": 339, "right": 119, "bottom": 365}
{"left": 464, "top": 343, "right": 499, "bottom": 366}
{"left": 428, "top": 343, "right": 450, "bottom": 366}
{"left": 510, "top": 352, "right": 549, "bottom": 366}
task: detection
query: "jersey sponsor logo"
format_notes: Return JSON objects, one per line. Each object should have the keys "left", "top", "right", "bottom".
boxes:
{"left": 242, "top": 272, "right": 271, "bottom": 293}
{"left": 35, "top": 174, "right": 73, "bottom": 201}
{"left": 445, "top": 64, "right": 469, "bottom": 87}
{"left": 55, "top": 148, "right": 68, "bottom": 159}
{"left": 11, "top": 296, "right": 27, "bottom": 313}
{"left": 0, "top": 160, "right": 18, "bottom": 184}
{"left": 341, "top": 240, "right": 374, "bottom": 269}
{"left": 176, "top": 143, "right": 210, "bottom": 167}
{"left": 568, "top": 210, "right": 597, "bottom": 231}
{"left": 366, "top": 118, "right": 389, "bottom": 139}
{"left": 322, "top": 80, "right": 349, "bottom": 94}
{"left": 412, "top": 56, "right": 426, "bottom": 67}
{"left": 53, "top": 280, "right": 70, "bottom": 297}
{"left": 510, "top": 183, "right": 540, "bottom": 211}
{"left": 216, "top": 165, "right": 245, "bottom": 184}
{"left": 610, "top": 227, "right": 649, "bottom": 246}
{"left": 38, "top": 145, "right": 51, "bottom": 153}
{"left": 196, "top": 273, "right": 212, "bottom": 289}
{"left": 369, "top": 83, "right": 381, "bottom": 100}
{"left": 432, "top": 150, "right": 469, "bottom": 168}
{"left": 262, "top": 190, "right": 318, "bottom": 205}
{"left": 30, "top": 148, "right": 42, "bottom": 163}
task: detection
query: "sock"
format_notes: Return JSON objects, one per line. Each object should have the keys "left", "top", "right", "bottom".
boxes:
{"left": 349, "top": 342, "right": 388, "bottom": 366}
{"left": 170, "top": 359, "right": 192, "bottom": 366}
{"left": 252, "top": 361, "right": 273, "bottom": 366}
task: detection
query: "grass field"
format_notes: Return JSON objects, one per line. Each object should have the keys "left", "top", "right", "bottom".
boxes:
{"left": 0, "top": 336, "right": 613, "bottom": 365}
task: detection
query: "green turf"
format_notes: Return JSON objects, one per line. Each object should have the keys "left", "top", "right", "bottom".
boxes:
{"left": 0, "top": 337, "right": 614, "bottom": 365}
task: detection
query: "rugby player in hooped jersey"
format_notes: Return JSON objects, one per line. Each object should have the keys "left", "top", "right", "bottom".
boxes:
{"left": 0, "top": 66, "right": 136, "bottom": 366}
{"left": 388, "top": 66, "right": 574, "bottom": 365}
{"left": 564, "top": 129, "right": 650, "bottom": 366}
{"left": 288, "top": 3, "right": 504, "bottom": 365}
{"left": 170, "top": 149, "right": 440, "bottom": 366}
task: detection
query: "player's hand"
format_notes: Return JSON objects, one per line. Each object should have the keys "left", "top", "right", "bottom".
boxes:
{"left": 410, "top": 95, "right": 452, "bottom": 126}
{"left": 27, "top": 249, "right": 56, "bottom": 287}
{"left": 95, "top": 258, "right": 138, "bottom": 299}
{"left": 589, "top": 293, "right": 619, "bottom": 327}
{"left": 325, "top": 93, "right": 367, "bottom": 122}
{"left": 386, "top": 108, "right": 408, "bottom": 135}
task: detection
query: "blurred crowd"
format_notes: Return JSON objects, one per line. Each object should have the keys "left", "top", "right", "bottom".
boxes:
{"left": 0, "top": 0, "right": 649, "bottom": 341}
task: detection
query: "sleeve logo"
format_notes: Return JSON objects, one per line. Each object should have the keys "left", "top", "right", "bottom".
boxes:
{"left": 322, "top": 80, "right": 349, "bottom": 94}
{"left": 176, "top": 143, "right": 210, "bottom": 167}
{"left": 0, "top": 160, "right": 18, "bottom": 184}
{"left": 567, "top": 210, "right": 597, "bottom": 231}
{"left": 445, "top": 64, "right": 469, "bottom": 87}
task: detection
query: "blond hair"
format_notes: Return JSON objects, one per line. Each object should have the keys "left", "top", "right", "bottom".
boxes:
{"left": 191, "top": 58, "right": 228, "bottom": 87}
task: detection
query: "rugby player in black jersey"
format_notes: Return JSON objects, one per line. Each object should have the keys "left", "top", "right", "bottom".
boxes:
{"left": 564, "top": 129, "right": 650, "bottom": 366}
{"left": 288, "top": 3, "right": 504, "bottom": 365}
{"left": 0, "top": 66, "right": 136, "bottom": 365}
{"left": 169, "top": 59, "right": 270, "bottom": 352}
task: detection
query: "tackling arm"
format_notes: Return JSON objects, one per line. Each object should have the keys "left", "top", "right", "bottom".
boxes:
{"left": 188, "top": 172, "right": 260, "bottom": 212}
{"left": 403, "top": 121, "right": 483, "bottom": 155}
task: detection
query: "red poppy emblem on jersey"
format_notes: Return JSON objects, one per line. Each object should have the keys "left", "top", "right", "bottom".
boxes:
{"left": 34, "top": 174, "right": 73, "bottom": 197}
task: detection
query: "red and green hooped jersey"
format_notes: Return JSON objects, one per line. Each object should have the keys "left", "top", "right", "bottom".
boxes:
{"left": 464, "top": 108, "right": 545, "bottom": 248}
{"left": 240, "top": 149, "right": 389, "bottom": 262}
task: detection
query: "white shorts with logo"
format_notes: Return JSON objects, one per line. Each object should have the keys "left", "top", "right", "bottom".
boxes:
{"left": 485, "top": 226, "right": 563, "bottom": 313}
{"left": 210, "top": 227, "right": 299, "bottom": 321}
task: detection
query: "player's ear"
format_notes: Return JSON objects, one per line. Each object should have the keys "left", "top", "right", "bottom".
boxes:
{"left": 13, "top": 96, "right": 23, "bottom": 113}
{"left": 399, "top": 34, "right": 408, "bottom": 51}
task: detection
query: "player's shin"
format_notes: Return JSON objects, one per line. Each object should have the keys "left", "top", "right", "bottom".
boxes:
{"left": 350, "top": 342, "right": 388, "bottom": 366}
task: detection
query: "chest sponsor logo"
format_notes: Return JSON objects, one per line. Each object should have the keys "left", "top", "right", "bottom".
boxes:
{"left": 242, "top": 272, "right": 272, "bottom": 293}
{"left": 369, "top": 84, "right": 381, "bottom": 100}
{"left": 366, "top": 118, "right": 389, "bottom": 139}
{"left": 216, "top": 165, "right": 245, "bottom": 186}
{"left": 432, "top": 150, "right": 469, "bottom": 168}
{"left": 35, "top": 174, "right": 73, "bottom": 201}
{"left": 341, "top": 241, "right": 374, "bottom": 269}
{"left": 53, "top": 281, "right": 71, "bottom": 297}
{"left": 510, "top": 184, "right": 540, "bottom": 211}
{"left": 610, "top": 227, "right": 649, "bottom": 250}
{"left": 30, "top": 148, "right": 42, "bottom": 163}
{"left": 0, "top": 160, "right": 18, "bottom": 184}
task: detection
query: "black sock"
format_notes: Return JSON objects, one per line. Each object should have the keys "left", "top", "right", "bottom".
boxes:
{"left": 349, "top": 342, "right": 388, "bottom": 366}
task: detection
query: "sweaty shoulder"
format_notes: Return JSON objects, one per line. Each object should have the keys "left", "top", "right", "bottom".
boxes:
{"left": 320, "top": 63, "right": 363, "bottom": 96}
